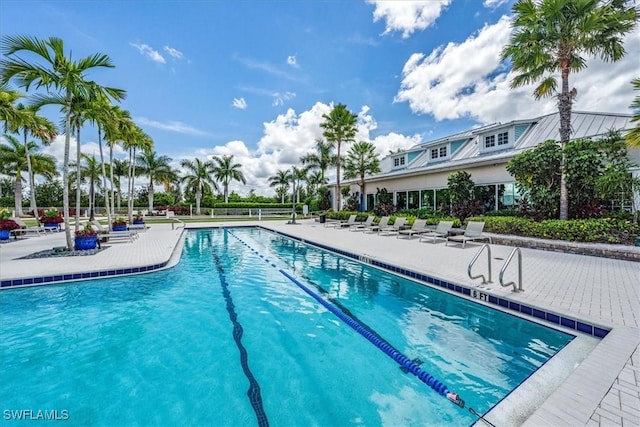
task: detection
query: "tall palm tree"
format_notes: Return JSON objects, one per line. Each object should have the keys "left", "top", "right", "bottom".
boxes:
{"left": 7, "top": 104, "right": 57, "bottom": 222}
{"left": 501, "top": 0, "right": 637, "bottom": 219}
{"left": 291, "top": 166, "right": 307, "bottom": 204}
{"left": 0, "top": 134, "right": 58, "bottom": 215}
{"left": 0, "top": 83, "right": 23, "bottom": 131}
{"left": 103, "top": 106, "right": 135, "bottom": 216}
{"left": 343, "top": 141, "right": 381, "bottom": 211}
{"left": 268, "top": 169, "right": 292, "bottom": 203}
{"left": 122, "top": 126, "right": 152, "bottom": 222}
{"left": 111, "top": 158, "right": 128, "bottom": 210}
{"left": 627, "top": 78, "right": 640, "bottom": 148}
{"left": 211, "top": 154, "right": 246, "bottom": 203}
{"left": 136, "top": 149, "right": 175, "bottom": 214}
{"left": 300, "top": 138, "right": 336, "bottom": 182}
{"left": 75, "top": 153, "right": 102, "bottom": 220}
{"left": 305, "top": 170, "right": 328, "bottom": 199}
{"left": 180, "top": 158, "right": 218, "bottom": 214}
{"left": 320, "top": 103, "right": 357, "bottom": 210}
{"left": 1, "top": 35, "right": 126, "bottom": 248}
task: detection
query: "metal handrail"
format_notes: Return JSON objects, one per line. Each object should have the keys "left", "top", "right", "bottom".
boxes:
{"left": 170, "top": 218, "right": 186, "bottom": 230}
{"left": 499, "top": 247, "right": 523, "bottom": 292}
{"left": 467, "top": 244, "right": 492, "bottom": 284}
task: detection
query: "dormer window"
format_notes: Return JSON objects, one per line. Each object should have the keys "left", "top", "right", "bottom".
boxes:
{"left": 481, "top": 129, "right": 512, "bottom": 153}
{"left": 392, "top": 155, "right": 406, "bottom": 168}
{"left": 429, "top": 144, "right": 448, "bottom": 161}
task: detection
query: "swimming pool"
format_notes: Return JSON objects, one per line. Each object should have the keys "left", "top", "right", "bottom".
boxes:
{"left": 0, "top": 228, "right": 574, "bottom": 426}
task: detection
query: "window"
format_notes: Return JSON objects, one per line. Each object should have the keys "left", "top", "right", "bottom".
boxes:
{"left": 498, "top": 132, "right": 509, "bottom": 145}
{"left": 484, "top": 135, "right": 495, "bottom": 148}
{"left": 430, "top": 144, "right": 448, "bottom": 160}
{"left": 393, "top": 156, "right": 406, "bottom": 167}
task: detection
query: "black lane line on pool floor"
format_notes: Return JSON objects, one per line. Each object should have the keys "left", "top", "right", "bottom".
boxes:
{"left": 210, "top": 236, "right": 269, "bottom": 427}
{"left": 227, "top": 230, "right": 466, "bottom": 409}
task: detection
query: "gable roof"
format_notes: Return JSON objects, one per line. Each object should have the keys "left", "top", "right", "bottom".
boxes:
{"left": 373, "top": 111, "right": 632, "bottom": 180}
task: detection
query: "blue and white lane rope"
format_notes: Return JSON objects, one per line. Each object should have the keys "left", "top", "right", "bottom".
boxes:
{"left": 227, "top": 229, "right": 466, "bottom": 409}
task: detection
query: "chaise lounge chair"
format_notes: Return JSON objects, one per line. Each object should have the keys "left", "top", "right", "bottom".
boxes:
{"left": 363, "top": 216, "right": 389, "bottom": 233}
{"left": 419, "top": 220, "right": 454, "bottom": 244}
{"left": 91, "top": 220, "right": 138, "bottom": 243}
{"left": 329, "top": 214, "right": 357, "bottom": 228}
{"left": 349, "top": 215, "right": 375, "bottom": 232}
{"left": 446, "top": 221, "right": 491, "bottom": 248}
{"left": 378, "top": 217, "right": 406, "bottom": 236}
{"left": 397, "top": 219, "right": 428, "bottom": 239}
{"left": 9, "top": 217, "right": 46, "bottom": 238}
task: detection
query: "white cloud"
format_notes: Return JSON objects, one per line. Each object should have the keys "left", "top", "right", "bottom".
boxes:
{"left": 39, "top": 134, "right": 126, "bottom": 172}
{"left": 129, "top": 42, "right": 166, "bottom": 64}
{"left": 232, "top": 97, "right": 248, "bottom": 110}
{"left": 483, "top": 0, "right": 509, "bottom": 8}
{"left": 163, "top": 45, "right": 184, "bottom": 59}
{"left": 394, "top": 17, "right": 639, "bottom": 124}
{"left": 287, "top": 55, "right": 298, "bottom": 68}
{"left": 272, "top": 91, "right": 296, "bottom": 107}
{"left": 135, "top": 117, "right": 214, "bottom": 137}
{"left": 367, "top": 0, "right": 452, "bottom": 38}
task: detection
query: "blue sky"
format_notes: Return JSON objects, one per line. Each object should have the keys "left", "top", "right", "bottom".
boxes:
{"left": 1, "top": 0, "right": 638, "bottom": 197}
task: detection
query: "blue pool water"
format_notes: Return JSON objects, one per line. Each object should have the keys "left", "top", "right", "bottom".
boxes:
{"left": 0, "top": 228, "right": 574, "bottom": 426}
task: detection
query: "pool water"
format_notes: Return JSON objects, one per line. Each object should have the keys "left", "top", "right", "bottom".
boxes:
{"left": 0, "top": 228, "right": 573, "bottom": 426}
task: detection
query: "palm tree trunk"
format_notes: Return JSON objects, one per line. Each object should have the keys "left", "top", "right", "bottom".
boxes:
{"left": 129, "top": 147, "right": 137, "bottom": 223}
{"left": 89, "top": 175, "right": 95, "bottom": 221}
{"left": 336, "top": 140, "right": 342, "bottom": 210}
{"left": 196, "top": 189, "right": 202, "bottom": 215}
{"left": 148, "top": 182, "right": 154, "bottom": 214}
{"left": 62, "top": 99, "right": 73, "bottom": 250}
{"left": 558, "top": 65, "right": 572, "bottom": 220}
{"left": 109, "top": 143, "right": 116, "bottom": 217}
{"left": 13, "top": 175, "right": 23, "bottom": 216}
{"left": 75, "top": 126, "right": 81, "bottom": 232}
{"left": 98, "top": 127, "right": 111, "bottom": 225}
{"left": 24, "top": 130, "right": 39, "bottom": 222}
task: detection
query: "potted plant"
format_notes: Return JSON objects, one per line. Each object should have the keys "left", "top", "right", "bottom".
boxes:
{"left": 40, "top": 207, "right": 63, "bottom": 231}
{"left": 112, "top": 217, "right": 128, "bottom": 232}
{"left": 74, "top": 223, "right": 99, "bottom": 250}
{"left": 0, "top": 208, "right": 20, "bottom": 241}
{"left": 133, "top": 211, "right": 145, "bottom": 225}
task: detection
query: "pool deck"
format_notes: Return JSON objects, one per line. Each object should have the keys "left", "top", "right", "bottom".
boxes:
{"left": 0, "top": 219, "right": 638, "bottom": 426}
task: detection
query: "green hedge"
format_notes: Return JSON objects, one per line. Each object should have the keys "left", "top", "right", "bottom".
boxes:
{"left": 467, "top": 216, "right": 639, "bottom": 244}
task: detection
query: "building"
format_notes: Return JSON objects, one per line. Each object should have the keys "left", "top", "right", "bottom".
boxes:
{"left": 334, "top": 111, "right": 637, "bottom": 213}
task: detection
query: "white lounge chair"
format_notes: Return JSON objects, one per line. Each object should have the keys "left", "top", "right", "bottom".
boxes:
{"left": 419, "top": 220, "right": 454, "bottom": 243}
{"left": 397, "top": 219, "right": 428, "bottom": 239}
{"left": 363, "top": 216, "right": 389, "bottom": 233}
{"left": 446, "top": 221, "right": 491, "bottom": 248}
{"left": 378, "top": 217, "right": 406, "bottom": 236}
{"left": 329, "top": 214, "right": 357, "bottom": 228}
{"left": 91, "top": 220, "right": 138, "bottom": 242}
{"left": 9, "top": 217, "right": 46, "bottom": 238}
{"left": 349, "top": 215, "right": 375, "bottom": 231}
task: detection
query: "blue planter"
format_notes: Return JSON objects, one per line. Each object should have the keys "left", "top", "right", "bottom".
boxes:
{"left": 44, "top": 222, "right": 60, "bottom": 231}
{"left": 74, "top": 235, "right": 98, "bottom": 250}
{"left": 0, "top": 229, "right": 11, "bottom": 240}
{"left": 133, "top": 219, "right": 144, "bottom": 225}
{"left": 112, "top": 224, "right": 127, "bottom": 232}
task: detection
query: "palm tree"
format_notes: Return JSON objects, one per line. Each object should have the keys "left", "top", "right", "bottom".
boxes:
{"left": 501, "top": 0, "right": 637, "bottom": 219}
{"left": 137, "top": 150, "right": 175, "bottom": 214}
{"left": 111, "top": 158, "right": 128, "bottom": 210}
{"left": 0, "top": 134, "right": 58, "bottom": 215}
{"left": 291, "top": 166, "right": 307, "bottom": 204}
{"left": 0, "top": 83, "right": 23, "bottom": 131}
{"left": 305, "top": 170, "right": 328, "bottom": 199}
{"left": 1, "top": 35, "right": 126, "bottom": 248}
{"left": 6, "top": 104, "right": 57, "bottom": 222}
{"left": 180, "top": 158, "right": 218, "bottom": 214}
{"left": 343, "top": 141, "right": 381, "bottom": 211}
{"left": 211, "top": 154, "right": 246, "bottom": 203}
{"left": 122, "top": 126, "right": 152, "bottom": 222}
{"left": 268, "top": 169, "right": 292, "bottom": 203}
{"left": 300, "top": 138, "right": 336, "bottom": 182}
{"left": 627, "top": 78, "right": 640, "bottom": 148}
{"left": 320, "top": 103, "right": 357, "bottom": 210}
{"left": 75, "top": 153, "right": 102, "bottom": 220}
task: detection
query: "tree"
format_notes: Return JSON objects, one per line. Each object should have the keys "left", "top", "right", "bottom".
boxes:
{"left": 291, "top": 166, "right": 307, "bottom": 204}
{"left": 268, "top": 169, "right": 292, "bottom": 203}
{"left": 627, "top": 78, "right": 640, "bottom": 148}
{"left": 343, "top": 141, "right": 381, "bottom": 211}
{"left": 447, "top": 171, "right": 481, "bottom": 222}
{"left": 211, "top": 154, "right": 246, "bottom": 203}
{"left": 180, "top": 158, "right": 218, "bottom": 214}
{"left": 0, "top": 134, "right": 57, "bottom": 215}
{"left": 136, "top": 150, "right": 175, "bottom": 214}
{"left": 1, "top": 35, "right": 126, "bottom": 248}
{"left": 6, "top": 104, "right": 57, "bottom": 222}
{"left": 0, "top": 83, "right": 23, "bottom": 127}
{"left": 501, "top": 0, "right": 638, "bottom": 220}
{"left": 320, "top": 103, "right": 357, "bottom": 210}
{"left": 76, "top": 153, "right": 102, "bottom": 220}
{"left": 300, "top": 138, "right": 336, "bottom": 182}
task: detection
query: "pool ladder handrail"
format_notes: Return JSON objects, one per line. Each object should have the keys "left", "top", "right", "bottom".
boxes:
{"left": 499, "top": 247, "right": 524, "bottom": 292}
{"left": 170, "top": 218, "right": 186, "bottom": 230}
{"left": 467, "top": 244, "right": 492, "bottom": 284}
